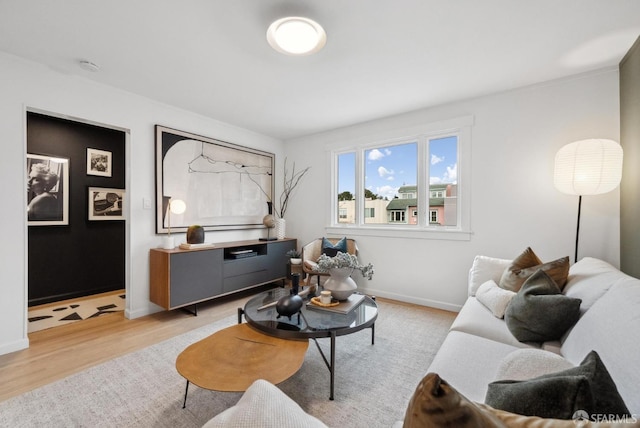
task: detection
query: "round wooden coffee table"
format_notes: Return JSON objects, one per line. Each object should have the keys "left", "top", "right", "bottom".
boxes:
{"left": 176, "top": 323, "right": 308, "bottom": 407}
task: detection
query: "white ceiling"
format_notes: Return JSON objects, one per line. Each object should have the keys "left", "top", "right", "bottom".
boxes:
{"left": 1, "top": 1, "right": 639, "bottom": 140}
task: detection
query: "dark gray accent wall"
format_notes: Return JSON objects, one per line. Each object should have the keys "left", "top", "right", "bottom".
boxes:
{"left": 27, "top": 112, "right": 126, "bottom": 306}
{"left": 620, "top": 36, "right": 640, "bottom": 279}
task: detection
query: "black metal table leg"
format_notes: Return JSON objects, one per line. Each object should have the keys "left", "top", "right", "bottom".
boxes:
{"left": 182, "top": 380, "right": 190, "bottom": 409}
{"left": 330, "top": 331, "right": 336, "bottom": 400}
{"left": 371, "top": 323, "right": 375, "bottom": 345}
{"left": 237, "top": 308, "right": 244, "bottom": 324}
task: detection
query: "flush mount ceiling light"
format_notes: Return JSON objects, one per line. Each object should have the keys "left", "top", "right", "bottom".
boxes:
{"left": 267, "top": 16, "right": 326, "bottom": 55}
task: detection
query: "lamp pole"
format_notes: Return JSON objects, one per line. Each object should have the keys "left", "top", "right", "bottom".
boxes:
{"left": 575, "top": 195, "right": 582, "bottom": 263}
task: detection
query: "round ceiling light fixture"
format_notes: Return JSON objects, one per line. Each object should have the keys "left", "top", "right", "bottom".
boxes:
{"left": 267, "top": 16, "right": 326, "bottom": 55}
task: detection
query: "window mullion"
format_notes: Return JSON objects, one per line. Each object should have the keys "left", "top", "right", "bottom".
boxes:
{"left": 417, "top": 136, "right": 428, "bottom": 228}
{"left": 356, "top": 149, "right": 364, "bottom": 225}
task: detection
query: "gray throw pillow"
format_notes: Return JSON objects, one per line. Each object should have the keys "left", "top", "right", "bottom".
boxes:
{"left": 486, "top": 351, "right": 631, "bottom": 419}
{"left": 486, "top": 375, "right": 593, "bottom": 419}
{"left": 504, "top": 269, "right": 581, "bottom": 343}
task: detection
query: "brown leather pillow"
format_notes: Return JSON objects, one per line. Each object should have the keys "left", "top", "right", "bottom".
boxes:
{"left": 403, "top": 373, "right": 507, "bottom": 428}
{"left": 499, "top": 248, "right": 569, "bottom": 292}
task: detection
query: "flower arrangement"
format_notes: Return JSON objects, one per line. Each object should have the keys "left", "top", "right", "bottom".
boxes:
{"left": 314, "top": 252, "right": 375, "bottom": 280}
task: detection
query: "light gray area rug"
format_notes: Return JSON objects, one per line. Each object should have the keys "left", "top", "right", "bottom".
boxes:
{"left": 0, "top": 300, "right": 454, "bottom": 428}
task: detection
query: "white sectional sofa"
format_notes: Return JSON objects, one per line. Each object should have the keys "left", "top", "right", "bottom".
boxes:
{"left": 204, "top": 255, "right": 639, "bottom": 426}
{"left": 427, "top": 256, "right": 640, "bottom": 416}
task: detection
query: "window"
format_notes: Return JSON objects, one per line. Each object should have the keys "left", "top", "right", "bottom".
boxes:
{"left": 330, "top": 115, "right": 472, "bottom": 240}
{"left": 429, "top": 209, "right": 438, "bottom": 224}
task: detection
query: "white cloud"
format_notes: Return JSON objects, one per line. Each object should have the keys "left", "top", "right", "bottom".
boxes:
{"left": 445, "top": 164, "right": 457, "bottom": 182}
{"left": 384, "top": 148, "right": 392, "bottom": 155}
{"left": 378, "top": 166, "right": 394, "bottom": 178}
{"left": 429, "top": 163, "right": 457, "bottom": 185}
{"left": 368, "top": 149, "right": 385, "bottom": 161}
{"left": 431, "top": 154, "right": 444, "bottom": 165}
{"left": 377, "top": 185, "right": 398, "bottom": 200}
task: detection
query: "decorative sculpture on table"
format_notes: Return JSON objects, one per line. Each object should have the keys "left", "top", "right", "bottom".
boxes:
{"left": 186, "top": 225, "right": 205, "bottom": 244}
{"left": 276, "top": 293, "right": 303, "bottom": 320}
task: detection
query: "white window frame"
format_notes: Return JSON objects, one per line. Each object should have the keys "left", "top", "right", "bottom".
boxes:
{"left": 326, "top": 115, "right": 473, "bottom": 241}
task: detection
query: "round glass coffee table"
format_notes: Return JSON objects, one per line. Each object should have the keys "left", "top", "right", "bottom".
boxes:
{"left": 238, "top": 287, "right": 378, "bottom": 400}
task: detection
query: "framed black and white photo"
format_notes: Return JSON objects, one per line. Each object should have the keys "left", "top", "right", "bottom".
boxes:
{"left": 88, "top": 187, "right": 125, "bottom": 220}
{"left": 87, "top": 148, "right": 112, "bottom": 177}
{"left": 27, "top": 153, "right": 69, "bottom": 226}
{"left": 155, "top": 125, "right": 274, "bottom": 234}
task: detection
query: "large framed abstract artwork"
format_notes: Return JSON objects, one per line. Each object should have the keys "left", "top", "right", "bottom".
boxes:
{"left": 26, "top": 153, "right": 69, "bottom": 226}
{"left": 155, "top": 125, "right": 274, "bottom": 234}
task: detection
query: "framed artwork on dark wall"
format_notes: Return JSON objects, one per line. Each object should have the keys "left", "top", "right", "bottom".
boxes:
{"left": 155, "top": 125, "right": 274, "bottom": 234}
{"left": 88, "top": 187, "right": 125, "bottom": 220}
{"left": 27, "top": 153, "right": 69, "bottom": 226}
{"left": 87, "top": 148, "right": 112, "bottom": 177}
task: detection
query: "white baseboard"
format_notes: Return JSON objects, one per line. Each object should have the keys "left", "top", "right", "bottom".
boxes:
{"left": 358, "top": 287, "right": 462, "bottom": 313}
{"left": 0, "top": 337, "right": 29, "bottom": 356}
{"left": 125, "top": 304, "right": 161, "bottom": 320}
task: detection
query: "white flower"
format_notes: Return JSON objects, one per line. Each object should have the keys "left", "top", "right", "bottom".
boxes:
{"left": 314, "top": 252, "right": 374, "bottom": 280}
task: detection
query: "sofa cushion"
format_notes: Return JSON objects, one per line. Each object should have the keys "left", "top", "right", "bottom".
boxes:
{"left": 427, "top": 330, "right": 523, "bottom": 403}
{"left": 486, "top": 351, "right": 630, "bottom": 419}
{"left": 202, "top": 379, "right": 328, "bottom": 428}
{"left": 494, "top": 349, "right": 574, "bottom": 381}
{"left": 563, "top": 257, "right": 632, "bottom": 313}
{"left": 468, "top": 255, "right": 512, "bottom": 296}
{"left": 450, "top": 297, "right": 540, "bottom": 349}
{"left": 561, "top": 278, "right": 640, "bottom": 415}
{"left": 475, "top": 280, "right": 517, "bottom": 318}
{"left": 499, "top": 248, "right": 569, "bottom": 293}
{"left": 321, "top": 237, "right": 347, "bottom": 257}
{"left": 504, "top": 269, "right": 581, "bottom": 343}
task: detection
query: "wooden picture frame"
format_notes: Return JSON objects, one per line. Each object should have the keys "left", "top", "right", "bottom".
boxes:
{"left": 27, "top": 153, "right": 69, "bottom": 226}
{"left": 155, "top": 125, "right": 274, "bottom": 234}
{"left": 87, "top": 148, "right": 112, "bottom": 177}
{"left": 88, "top": 187, "right": 125, "bottom": 220}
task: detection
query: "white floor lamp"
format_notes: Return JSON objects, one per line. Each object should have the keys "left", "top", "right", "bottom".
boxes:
{"left": 554, "top": 139, "right": 623, "bottom": 263}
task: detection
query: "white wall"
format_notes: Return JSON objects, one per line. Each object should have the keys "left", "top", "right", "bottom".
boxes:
{"left": 0, "top": 50, "right": 621, "bottom": 356}
{"left": 284, "top": 69, "right": 621, "bottom": 311}
{"left": 0, "top": 52, "right": 284, "bottom": 355}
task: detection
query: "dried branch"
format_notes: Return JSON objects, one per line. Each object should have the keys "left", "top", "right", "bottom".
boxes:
{"left": 276, "top": 158, "right": 310, "bottom": 218}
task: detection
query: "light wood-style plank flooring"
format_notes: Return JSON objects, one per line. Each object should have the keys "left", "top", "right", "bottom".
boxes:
{"left": 0, "top": 289, "right": 264, "bottom": 403}
{"left": 0, "top": 289, "right": 417, "bottom": 403}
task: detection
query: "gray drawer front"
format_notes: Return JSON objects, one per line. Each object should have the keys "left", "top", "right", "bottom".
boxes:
{"left": 170, "top": 250, "right": 223, "bottom": 307}
{"left": 223, "top": 271, "right": 273, "bottom": 293}
{"left": 223, "top": 255, "right": 268, "bottom": 278}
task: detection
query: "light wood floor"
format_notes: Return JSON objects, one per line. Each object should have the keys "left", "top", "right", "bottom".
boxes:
{"left": 0, "top": 289, "right": 418, "bottom": 403}
{"left": 0, "top": 289, "right": 264, "bottom": 403}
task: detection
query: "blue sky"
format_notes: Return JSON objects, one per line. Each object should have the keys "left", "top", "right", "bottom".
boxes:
{"left": 338, "top": 136, "right": 457, "bottom": 200}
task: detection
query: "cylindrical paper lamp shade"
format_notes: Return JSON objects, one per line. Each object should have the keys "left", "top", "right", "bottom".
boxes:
{"left": 554, "top": 139, "right": 623, "bottom": 196}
